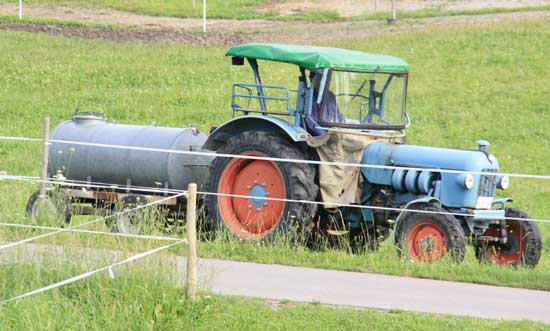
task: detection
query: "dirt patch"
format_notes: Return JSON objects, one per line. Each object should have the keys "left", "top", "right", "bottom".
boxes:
{"left": 259, "top": 0, "right": 550, "bottom": 17}
{"left": 0, "top": 22, "right": 247, "bottom": 45}
{"left": 1, "top": 11, "right": 549, "bottom": 47}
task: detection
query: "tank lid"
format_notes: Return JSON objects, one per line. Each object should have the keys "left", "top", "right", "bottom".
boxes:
{"left": 72, "top": 112, "right": 107, "bottom": 123}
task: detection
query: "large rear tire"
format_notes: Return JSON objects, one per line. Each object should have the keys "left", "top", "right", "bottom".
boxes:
{"left": 205, "top": 131, "right": 318, "bottom": 241}
{"left": 475, "top": 208, "right": 542, "bottom": 267}
{"left": 395, "top": 206, "right": 466, "bottom": 263}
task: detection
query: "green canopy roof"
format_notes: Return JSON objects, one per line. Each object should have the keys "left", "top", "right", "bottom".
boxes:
{"left": 226, "top": 43, "right": 409, "bottom": 72}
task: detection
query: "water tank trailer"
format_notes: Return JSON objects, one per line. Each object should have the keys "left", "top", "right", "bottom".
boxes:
{"left": 26, "top": 112, "right": 213, "bottom": 233}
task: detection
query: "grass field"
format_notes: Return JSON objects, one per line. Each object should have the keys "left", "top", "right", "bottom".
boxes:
{"left": 1, "top": 15, "right": 549, "bottom": 295}
{"left": 0, "top": 260, "right": 548, "bottom": 330}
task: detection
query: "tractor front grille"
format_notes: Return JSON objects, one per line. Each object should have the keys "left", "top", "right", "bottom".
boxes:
{"left": 479, "top": 168, "right": 497, "bottom": 197}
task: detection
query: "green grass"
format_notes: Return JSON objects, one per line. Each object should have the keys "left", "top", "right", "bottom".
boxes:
{"left": 0, "top": 262, "right": 547, "bottom": 330}
{"left": 0, "top": 13, "right": 117, "bottom": 28}
{"left": 1, "top": 17, "right": 550, "bottom": 291}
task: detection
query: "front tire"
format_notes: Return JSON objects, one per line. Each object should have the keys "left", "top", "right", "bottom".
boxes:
{"left": 475, "top": 208, "right": 542, "bottom": 267}
{"left": 395, "top": 205, "right": 466, "bottom": 263}
{"left": 205, "top": 131, "right": 318, "bottom": 241}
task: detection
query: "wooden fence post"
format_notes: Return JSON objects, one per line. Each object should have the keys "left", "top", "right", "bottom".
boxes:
{"left": 39, "top": 117, "right": 50, "bottom": 203}
{"left": 186, "top": 183, "right": 198, "bottom": 301}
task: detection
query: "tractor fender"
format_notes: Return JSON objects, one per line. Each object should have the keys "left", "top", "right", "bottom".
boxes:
{"left": 203, "top": 115, "right": 310, "bottom": 151}
{"left": 392, "top": 197, "right": 442, "bottom": 244}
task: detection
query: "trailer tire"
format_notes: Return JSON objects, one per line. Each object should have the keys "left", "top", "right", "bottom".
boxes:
{"left": 113, "top": 194, "right": 156, "bottom": 235}
{"left": 395, "top": 206, "right": 466, "bottom": 263}
{"left": 26, "top": 189, "right": 72, "bottom": 227}
{"left": 205, "top": 131, "right": 318, "bottom": 242}
{"left": 475, "top": 208, "right": 542, "bottom": 267}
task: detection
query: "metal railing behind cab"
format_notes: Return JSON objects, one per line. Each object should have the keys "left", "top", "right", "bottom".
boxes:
{"left": 231, "top": 83, "right": 296, "bottom": 118}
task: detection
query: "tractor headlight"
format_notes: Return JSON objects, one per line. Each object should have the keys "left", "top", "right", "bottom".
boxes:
{"left": 464, "top": 174, "right": 475, "bottom": 190}
{"left": 498, "top": 175, "right": 510, "bottom": 190}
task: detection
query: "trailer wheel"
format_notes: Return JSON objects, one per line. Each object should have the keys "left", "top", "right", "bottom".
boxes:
{"left": 475, "top": 208, "right": 542, "bottom": 267}
{"left": 395, "top": 206, "right": 466, "bottom": 263}
{"left": 114, "top": 195, "right": 152, "bottom": 234}
{"left": 205, "top": 131, "right": 318, "bottom": 242}
{"left": 26, "top": 190, "right": 72, "bottom": 227}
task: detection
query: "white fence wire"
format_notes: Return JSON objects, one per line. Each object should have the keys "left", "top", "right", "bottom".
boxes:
{"left": 1, "top": 173, "right": 550, "bottom": 224}
{"left": 0, "top": 239, "right": 185, "bottom": 305}
{"left": 0, "top": 221, "right": 183, "bottom": 242}
{"left": 0, "top": 191, "right": 187, "bottom": 252}
{"left": 2, "top": 134, "right": 550, "bottom": 180}
{"left": 1, "top": 129, "right": 550, "bottom": 305}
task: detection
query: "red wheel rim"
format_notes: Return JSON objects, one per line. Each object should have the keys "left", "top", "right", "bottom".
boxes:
{"left": 218, "top": 152, "right": 286, "bottom": 239}
{"left": 406, "top": 222, "right": 447, "bottom": 262}
{"left": 484, "top": 223, "right": 522, "bottom": 265}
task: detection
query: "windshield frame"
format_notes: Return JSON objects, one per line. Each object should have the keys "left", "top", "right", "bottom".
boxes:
{"left": 316, "top": 68, "right": 409, "bottom": 131}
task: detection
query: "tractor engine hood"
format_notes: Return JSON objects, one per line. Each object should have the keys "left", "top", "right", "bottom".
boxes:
{"left": 361, "top": 142, "right": 500, "bottom": 209}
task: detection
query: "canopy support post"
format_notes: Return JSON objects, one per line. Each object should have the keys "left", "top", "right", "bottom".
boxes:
{"left": 247, "top": 58, "right": 267, "bottom": 114}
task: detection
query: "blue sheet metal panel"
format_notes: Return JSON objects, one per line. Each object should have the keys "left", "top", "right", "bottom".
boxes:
{"left": 360, "top": 141, "right": 394, "bottom": 185}
{"left": 391, "top": 145, "right": 499, "bottom": 208}
{"left": 390, "top": 145, "right": 498, "bottom": 172}
{"left": 361, "top": 142, "right": 500, "bottom": 208}
{"left": 203, "top": 115, "right": 309, "bottom": 151}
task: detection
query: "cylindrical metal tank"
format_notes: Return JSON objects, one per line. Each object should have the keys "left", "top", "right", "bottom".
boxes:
{"left": 49, "top": 113, "right": 213, "bottom": 191}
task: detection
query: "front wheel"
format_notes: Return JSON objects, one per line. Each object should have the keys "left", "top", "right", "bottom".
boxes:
{"left": 395, "top": 206, "right": 466, "bottom": 263}
{"left": 475, "top": 208, "right": 542, "bottom": 267}
{"left": 205, "top": 131, "right": 319, "bottom": 241}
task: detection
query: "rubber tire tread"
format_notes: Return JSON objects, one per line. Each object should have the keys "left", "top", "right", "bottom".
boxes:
{"left": 113, "top": 194, "right": 150, "bottom": 234}
{"left": 204, "top": 131, "right": 319, "bottom": 241}
{"left": 475, "top": 208, "right": 542, "bottom": 267}
{"left": 395, "top": 206, "right": 466, "bottom": 263}
{"left": 25, "top": 189, "right": 72, "bottom": 225}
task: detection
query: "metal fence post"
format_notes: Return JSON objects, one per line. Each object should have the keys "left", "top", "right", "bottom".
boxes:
{"left": 186, "top": 183, "right": 198, "bottom": 301}
{"left": 39, "top": 117, "right": 50, "bottom": 203}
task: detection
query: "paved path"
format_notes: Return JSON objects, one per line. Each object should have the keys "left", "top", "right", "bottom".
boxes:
{"left": 196, "top": 258, "right": 550, "bottom": 324}
{"left": 2, "top": 243, "right": 550, "bottom": 324}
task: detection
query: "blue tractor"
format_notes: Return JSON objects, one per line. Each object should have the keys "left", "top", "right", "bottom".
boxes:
{"left": 203, "top": 43, "right": 542, "bottom": 267}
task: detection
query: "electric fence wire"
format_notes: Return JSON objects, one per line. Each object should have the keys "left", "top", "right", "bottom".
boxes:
{"left": 0, "top": 191, "right": 188, "bottom": 252}
{"left": 0, "top": 239, "right": 185, "bottom": 305}
{"left": 0, "top": 221, "right": 183, "bottom": 242}
{"left": 2, "top": 173, "right": 550, "bottom": 224}
{"left": 2, "top": 134, "right": 550, "bottom": 180}
{"left": 1, "top": 135, "right": 549, "bottom": 305}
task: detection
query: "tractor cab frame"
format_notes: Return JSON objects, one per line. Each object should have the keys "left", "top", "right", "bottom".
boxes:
{"left": 221, "top": 44, "right": 410, "bottom": 140}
